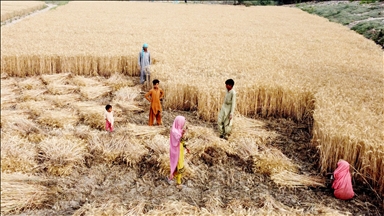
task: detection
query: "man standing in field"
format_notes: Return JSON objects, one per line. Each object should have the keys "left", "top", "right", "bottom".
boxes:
{"left": 218, "top": 79, "right": 236, "bottom": 140}
{"left": 138, "top": 43, "right": 151, "bottom": 85}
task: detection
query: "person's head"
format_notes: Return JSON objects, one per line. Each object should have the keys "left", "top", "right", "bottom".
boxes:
{"left": 172, "top": 116, "right": 186, "bottom": 130}
{"left": 337, "top": 159, "right": 350, "bottom": 171}
{"left": 105, "top": 104, "right": 112, "bottom": 112}
{"left": 153, "top": 79, "right": 160, "bottom": 88}
{"left": 225, "top": 79, "right": 234, "bottom": 91}
{"left": 143, "top": 43, "right": 148, "bottom": 52}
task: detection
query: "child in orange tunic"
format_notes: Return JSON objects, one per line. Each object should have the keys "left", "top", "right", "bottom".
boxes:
{"left": 145, "top": 79, "right": 164, "bottom": 126}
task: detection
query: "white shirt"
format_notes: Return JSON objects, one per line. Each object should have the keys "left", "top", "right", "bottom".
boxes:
{"left": 104, "top": 111, "right": 114, "bottom": 125}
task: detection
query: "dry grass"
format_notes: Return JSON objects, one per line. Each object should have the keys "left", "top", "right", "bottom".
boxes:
{"left": 79, "top": 85, "right": 110, "bottom": 100}
{"left": 1, "top": 133, "right": 38, "bottom": 173}
{"left": 36, "top": 109, "right": 79, "bottom": 128}
{"left": 88, "top": 133, "right": 148, "bottom": 165}
{"left": 73, "top": 101, "right": 105, "bottom": 130}
{"left": 253, "top": 146, "right": 299, "bottom": 175}
{"left": 37, "top": 136, "right": 87, "bottom": 176}
{"left": 271, "top": 170, "right": 325, "bottom": 188}
{"left": 0, "top": 172, "right": 54, "bottom": 214}
{"left": 1, "top": 1, "right": 46, "bottom": 22}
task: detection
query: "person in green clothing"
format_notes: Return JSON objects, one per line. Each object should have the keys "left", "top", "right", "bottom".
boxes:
{"left": 218, "top": 79, "right": 236, "bottom": 140}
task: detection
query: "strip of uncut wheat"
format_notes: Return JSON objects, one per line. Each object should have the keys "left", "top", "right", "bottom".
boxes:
{"left": 1, "top": 1, "right": 383, "bottom": 194}
{"left": 1, "top": 1, "right": 46, "bottom": 22}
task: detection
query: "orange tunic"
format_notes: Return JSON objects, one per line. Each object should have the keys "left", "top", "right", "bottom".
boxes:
{"left": 145, "top": 88, "right": 164, "bottom": 125}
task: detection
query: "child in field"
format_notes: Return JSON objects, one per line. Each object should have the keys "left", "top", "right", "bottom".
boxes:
{"left": 104, "top": 104, "right": 114, "bottom": 132}
{"left": 168, "top": 116, "right": 190, "bottom": 189}
{"left": 145, "top": 79, "right": 164, "bottom": 126}
{"left": 218, "top": 79, "right": 236, "bottom": 140}
{"left": 332, "top": 160, "right": 355, "bottom": 200}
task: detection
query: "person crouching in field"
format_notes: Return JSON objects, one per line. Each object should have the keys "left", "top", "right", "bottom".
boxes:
{"left": 104, "top": 104, "right": 114, "bottom": 132}
{"left": 145, "top": 79, "right": 164, "bottom": 126}
{"left": 138, "top": 43, "right": 151, "bottom": 85}
{"left": 332, "top": 160, "right": 355, "bottom": 200}
{"left": 168, "top": 116, "right": 190, "bottom": 189}
{"left": 218, "top": 79, "right": 236, "bottom": 140}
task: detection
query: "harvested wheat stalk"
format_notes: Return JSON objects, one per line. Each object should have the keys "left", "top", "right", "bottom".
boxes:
{"left": 271, "top": 170, "right": 325, "bottom": 188}
{"left": 1, "top": 172, "right": 54, "bottom": 214}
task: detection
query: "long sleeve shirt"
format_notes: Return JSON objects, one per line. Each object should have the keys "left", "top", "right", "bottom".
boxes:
{"left": 220, "top": 89, "right": 236, "bottom": 119}
{"left": 138, "top": 51, "right": 151, "bottom": 68}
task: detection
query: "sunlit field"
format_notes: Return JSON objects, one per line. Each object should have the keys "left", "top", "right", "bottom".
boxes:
{"left": 1, "top": 1, "right": 383, "bottom": 215}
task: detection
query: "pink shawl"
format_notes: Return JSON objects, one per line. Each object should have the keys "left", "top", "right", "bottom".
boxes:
{"left": 332, "top": 160, "right": 354, "bottom": 200}
{"left": 169, "top": 116, "right": 185, "bottom": 179}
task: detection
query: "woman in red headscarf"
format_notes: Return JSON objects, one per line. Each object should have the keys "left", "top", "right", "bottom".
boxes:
{"left": 332, "top": 160, "right": 355, "bottom": 200}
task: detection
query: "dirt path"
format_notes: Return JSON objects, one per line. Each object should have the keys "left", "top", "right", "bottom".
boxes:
{"left": 1, "top": 3, "right": 56, "bottom": 27}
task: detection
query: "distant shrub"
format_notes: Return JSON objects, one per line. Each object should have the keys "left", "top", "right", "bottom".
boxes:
{"left": 244, "top": 1, "right": 252, "bottom": 6}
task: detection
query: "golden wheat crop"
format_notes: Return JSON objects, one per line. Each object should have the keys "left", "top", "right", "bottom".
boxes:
{"left": 4, "top": 1, "right": 380, "bottom": 195}
{"left": 1, "top": 1, "right": 383, "bottom": 213}
{"left": 1, "top": 1, "right": 46, "bottom": 22}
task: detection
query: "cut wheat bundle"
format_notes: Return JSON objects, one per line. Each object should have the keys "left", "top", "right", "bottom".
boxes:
{"left": 73, "top": 101, "right": 105, "bottom": 130}
{"left": 88, "top": 133, "right": 148, "bottom": 166}
{"left": 42, "top": 93, "right": 81, "bottom": 108}
{"left": 256, "top": 193, "right": 301, "bottom": 215}
{"left": 73, "top": 202, "right": 129, "bottom": 216}
{"left": 41, "top": 73, "right": 71, "bottom": 85}
{"left": 37, "top": 136, "right": 87, "bottom": 176}
{"left": 36, "top": 109, "right": 79, "bottom": 128}
{"left": 124, "top": 123, "right": 167, "bottom": 137}
{"left": 79, "top": 85, "right": 110, "bottom": 100}
{"left": 0, "top": 109, "right": 29, "bottom": 130}
{"left": 106, "top": 73, "right": 135, "bottom": 91}
{"left": 271, "top": 170, "right": 325, "bottom": 188}
{"left": 253, "top": 146, "right": 299, "bottom": 175}
{"left": 231, "top": 115, "right": 277, "bottom": 141}
{"left": 145, "top": 200, "right": 199, "bottom": 215}
{"left": 1, "top": 133, "right": 38, "bottom": 173}
{"left": 0, "top": 172, "right": 55, "bottom": 215}
{"left": 18, "top": 76, "right": 44, "bottom": 90}
{"left": 1, "top": 84, "right": 19, "bottom": 107}
{"left": 7, "top": 117, "right": 45, "bottom": 137}
{"left": 113, "top": 86, "right": 140, "bottom": 103}
{"left": 71, "top": 75, "right": 101, "bottom": 87}
{"left": 19, "top": 89, "right": 47, "bottom": 102}
{"left": 17, "top": 100, "right": 54, "bottom": 117}
{"left": 46, "top": 83, "right": 79, "bottom": 95}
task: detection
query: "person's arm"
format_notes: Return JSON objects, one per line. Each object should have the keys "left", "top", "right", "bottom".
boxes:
{"left": 110, "top": 112, "right": 114, "bottom": 126}
{"left": 149, "top": 52, "right": 151, "bottom": 65}
{"left": 230, "top": 90, "right": 236, "bottom": 119}
{"left": 138, "top": 52, "right": 141, "bottom": 69}
{"left": 145, "top": 90, "right": 152, "bottom": 102}
{"left": 159, "top": 88, "right": 164, "bottom": 100}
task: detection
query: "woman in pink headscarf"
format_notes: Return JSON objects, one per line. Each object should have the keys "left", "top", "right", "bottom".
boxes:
{"left": 332, "top": 160, "right": 355, "bottom": 200}
{"left": 168, "top": 115, "right": 190, "bottom": 189}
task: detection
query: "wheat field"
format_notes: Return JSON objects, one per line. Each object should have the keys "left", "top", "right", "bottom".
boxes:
{"left": 1, "top": 1, "right": 46, "bottom": 22}
{"left": 1, "top": 1, "right": 383, "bottom": 214}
